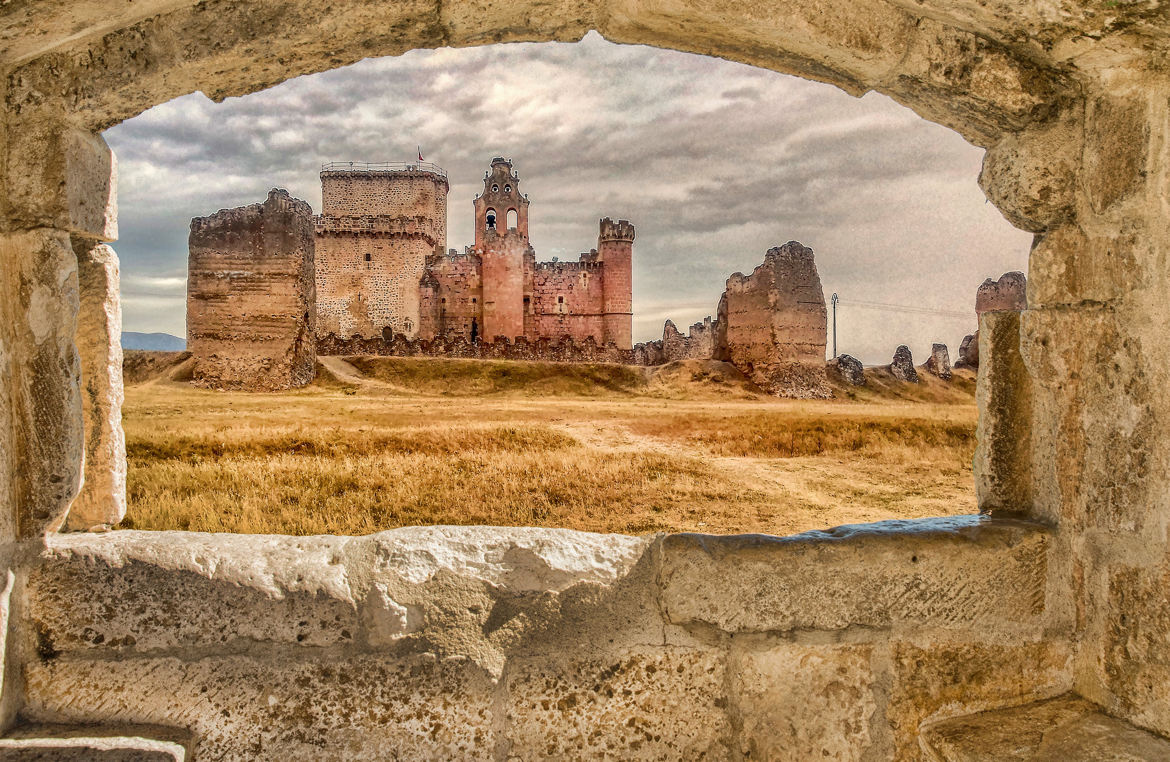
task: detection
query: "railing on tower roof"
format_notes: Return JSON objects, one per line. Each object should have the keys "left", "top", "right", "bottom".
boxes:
{"left": 320, "top": 161, "right": 447, "bottom": 180}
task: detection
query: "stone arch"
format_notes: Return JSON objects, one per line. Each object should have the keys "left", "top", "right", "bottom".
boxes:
{"left": 4, "top": 6, "right": 1170, "bottom": 754}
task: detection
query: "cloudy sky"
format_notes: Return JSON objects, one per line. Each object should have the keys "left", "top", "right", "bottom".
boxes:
{"left": 105, "top": 32, "right": 1031, "bottom": 365}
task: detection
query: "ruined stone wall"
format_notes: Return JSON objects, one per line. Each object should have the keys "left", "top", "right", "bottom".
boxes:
{"left": 662, "top": 316, "right": 717, "bottom": 362}
{"left": 321, "top": 331, "right": 634, "bottom": 365}
{"left": 715, "top": 241, "right": 829, "bottom": 397}
{"left": 20, "top": 519, "right": 1071, "bottom": 760}
{"left": 315, "top": 169, "right": 448, "bottom": 339}
{"left": 419, "top": 249, "right": 483, "bottom": 341}
{"left": 528, "top": 258, "right": 606, "bottom": 343}
{"left": 186, "top": 189, "right": 315, "bottom": 390}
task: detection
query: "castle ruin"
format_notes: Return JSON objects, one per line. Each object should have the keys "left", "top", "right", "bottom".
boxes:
{"left": 316, "top": 157, "right": 633, "bottom": 349}
{"left": 186, "top": 189, "right": 316, "bottom": 390}
{"left": 314, "top": 162, "right": 449, "bottom": 339}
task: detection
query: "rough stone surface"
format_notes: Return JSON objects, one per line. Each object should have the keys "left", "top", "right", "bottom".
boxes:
{"left": 17, "top": 520, "right": 1077, "bottom": 759}
{"left": 975, "top": 311, "right": 1032, "bottom": 518}
{"left": 956, "top": 332, "right": 978, "bottom": 368}
{"left": 925, "top": 342, "right": 953, "bottom": 379}
{"left": 187, "top": 189, "right": 316, "bottom": 391}
{"left": 504, "top": 649, "right": 732, "bottom": 759}
{"left": 661, "top": 316, "right": 718, "bottom": 362}
{"left": 976, "top": 271, "right": 1028, "bottom": 315}
{"left": 0, "top": 229, "right": 83, "bottom": 537}
{"left": 66, "top": 240, "right": 125, "bottom": 531}
{"left": 920, "top": 694, "right": 1170, "bottom": 761}
{"left": 889, "top": 344, "right": 919, "bottom": 383}
{"left": 714, "top": 241, "right": 830, "bottom": 398}
{"left": 833, "top": 353, "right": 866, "bottom": 385}
{"left": 660, "top": 516, "right": 1050, "bottom": 635}
{"left": 731, "top": 643, "right": 876, "bottom": 761}
{"left": 888, "top": 641, "right": 1073, "bottom": 761}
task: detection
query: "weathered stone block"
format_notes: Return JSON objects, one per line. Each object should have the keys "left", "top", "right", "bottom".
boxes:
{"left": 0, "top": 229, "right": 83, "bottom": 537}
{"left": 834, "top": 353, "right": 866, "bottom": 385}
{"left": 30, "top": 528, "right": 658, "bottom": 672}
{"left": 974, "top": 310, "right": 1033, "bottom": 517}
{"left": 956, "top": 333, "right": 978, "bottom": 368}
{"left": 888, "top": 641, "right": 1073, "bottom": 761}
{"left": 920, "top": 694, "right": 1170, "bottom": 761}
{"left": 5, "top": 126, "right": 117, "bottom": 240}
{"left": 925, "top": 342, "right": 952, "bottom": 379}
{"left": 66, "top": 240, "right": 125, "bottom": 531}
{"left": 731, "top": 643, "right": 876, "bottom": 760}
{"left": 976, "top": 271, "right": 1027, "bottom": 314}
{"left": 978, "top": 116, "right": 1079, "bottom": 232}
{"left": 1083, "top": 94, "right": 1149, "bottom": 214}
{"left": 23, "top": 654, "right": 498, "bottom": 762}
{"left": 889, "top": 344, "right": 918, "bottom": 383}
{"left": 659, "top": 516, "right": 1049, "bottom": 635}
{"left": 504, "top": 648, "right": 731, "bottom": 759}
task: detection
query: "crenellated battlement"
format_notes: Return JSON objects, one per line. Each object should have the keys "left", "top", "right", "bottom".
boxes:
{"left": 598, "top": 217, "right": 635, "bottom": 242}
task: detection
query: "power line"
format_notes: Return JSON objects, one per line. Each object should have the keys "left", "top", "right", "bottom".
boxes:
{"left": 839, "top": 298, "right": 972, "bottom": 320}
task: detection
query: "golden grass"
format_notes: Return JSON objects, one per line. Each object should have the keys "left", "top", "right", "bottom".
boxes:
{"left": 120, "top": 354, "right": 978, "bottom": 537}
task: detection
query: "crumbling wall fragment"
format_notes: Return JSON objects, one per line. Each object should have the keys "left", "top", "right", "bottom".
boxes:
{"left": 925, "top": 343, "right": 952, "bottom": 380}
{"left": 714, "top": 241, "right": 829, "bottom": 398}
{"left": 187, "top": 189, "right": 316, "bottom": 391}
{"left": 890, "top": 345, "right": 918, "bottom": 383}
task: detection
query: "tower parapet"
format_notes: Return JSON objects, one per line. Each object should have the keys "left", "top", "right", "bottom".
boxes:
{"left": 598, "top": 217, "right": 635, "bottom": 243}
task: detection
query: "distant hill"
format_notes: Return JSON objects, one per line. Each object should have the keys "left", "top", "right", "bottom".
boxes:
{"left": 122, "top": 332, "right": 185, "bottom": 351}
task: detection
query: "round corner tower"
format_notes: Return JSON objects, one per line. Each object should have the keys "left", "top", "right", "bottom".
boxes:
{"left": 598, "top": 217, "right": 634, "bottom": 350}
{"left": 315, "top": 161, "right": 449, "bottom": 339}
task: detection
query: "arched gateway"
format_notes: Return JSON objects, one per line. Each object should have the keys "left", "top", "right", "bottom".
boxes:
{"left": 2, "top": 2, "right": 1170, "bottom": 758}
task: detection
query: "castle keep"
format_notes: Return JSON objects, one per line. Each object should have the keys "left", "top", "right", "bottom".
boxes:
{"left": 314, "top": 161, "right": 449, "bottom": 339}
{"left": 317, "top": 157, "right": 633, "bottom": 349}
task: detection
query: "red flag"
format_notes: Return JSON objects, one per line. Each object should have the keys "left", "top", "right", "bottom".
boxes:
{"left": 417, "top": 146, "right": 424, "bottom": 162}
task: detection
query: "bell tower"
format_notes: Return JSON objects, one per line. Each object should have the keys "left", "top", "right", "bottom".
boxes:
{"left": 475, "top": 158, "right": 531, "bottom": 341}
{"left": 474, "top": 158, "right": 529, "bottom": 250}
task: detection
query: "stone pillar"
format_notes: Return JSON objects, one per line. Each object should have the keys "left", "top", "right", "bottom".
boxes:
{"left": 984, "top": 76, "right": 1170, "bottom": 737}
{"left": 973, "top": 310, "right": 1031, "bottom": 517}
{"left": 67, "top": 240, "right": 126, "bottom": 531}
{"left": 2, "top": 120, "right": 117, "bottom": 538}
{"left": 0, "top": 109, "right": 118, "bottom": 733}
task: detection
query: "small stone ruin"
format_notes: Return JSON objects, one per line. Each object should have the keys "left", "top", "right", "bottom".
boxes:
{"left": 834, "top": 354, "right": 866, "bottom": 386}
{"left": 925, "top": 343, "right": 952, "bottom": 379}
{"left": 889, "top": 345, "right": 919, "bottom": 383}
{"left": 957, "top": 333, "right": 978, "bottom": 368}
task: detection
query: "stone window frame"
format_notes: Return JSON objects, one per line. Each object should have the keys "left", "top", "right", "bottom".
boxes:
{"left": 1, "top": 5, "right": 1162, "bottom": 752}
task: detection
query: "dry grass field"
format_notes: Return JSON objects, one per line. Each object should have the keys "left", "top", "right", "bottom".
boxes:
{"left": 119, "top": 353, "right": 979, "bottom": 537}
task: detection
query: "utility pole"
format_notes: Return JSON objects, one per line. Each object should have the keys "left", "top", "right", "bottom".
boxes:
{"left": 830, "top": 292, "right": 839, "bottom": 359}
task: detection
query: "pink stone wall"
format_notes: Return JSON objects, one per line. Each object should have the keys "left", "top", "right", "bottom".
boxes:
{"left": 481, "top": 230, "right": 529, "bottom": 341}
{"left": 528, "top": 259, "right": 607, "bottom": 342}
